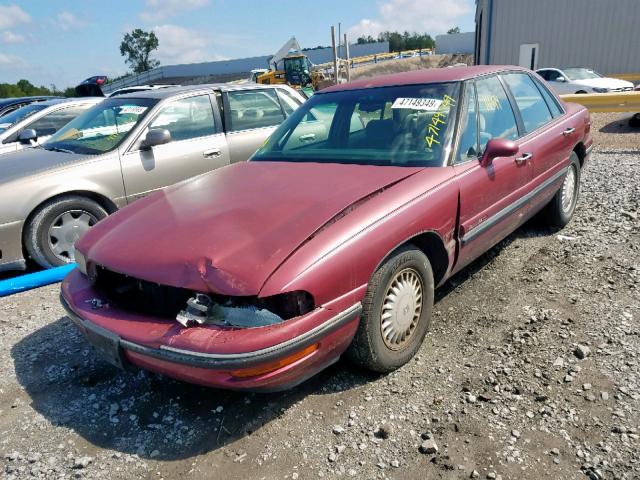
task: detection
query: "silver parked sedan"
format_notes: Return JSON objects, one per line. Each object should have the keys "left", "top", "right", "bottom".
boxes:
{"left": 0, "top": 97, "right": 103, "bottom": 155}
{"left": 0, "top": 83, "right": 305, "bottom": 271}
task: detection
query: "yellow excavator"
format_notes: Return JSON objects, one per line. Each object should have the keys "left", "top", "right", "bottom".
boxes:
{"left": 256, "top": 37, "right": 326, "bottom": 91}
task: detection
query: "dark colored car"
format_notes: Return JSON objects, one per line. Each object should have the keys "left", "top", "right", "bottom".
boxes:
{"left": 0, "top": 96, "right": 60, "bottom": 117}
{"left": 61, "top": 66, "right": 593, "bottom": 391}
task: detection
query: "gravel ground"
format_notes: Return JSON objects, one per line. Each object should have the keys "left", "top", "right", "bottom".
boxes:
{"left": 1, "top": 150, "right": 639, "bottom": 480}
{"left": 590, "top": 112, "right": 639, "bottom": 152}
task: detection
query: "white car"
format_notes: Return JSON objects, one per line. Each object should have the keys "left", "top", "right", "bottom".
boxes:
{"left": 107, "top": 84, "right": 178, "bottom": 97}
{"left": 536, "top": 67, "right": 635, "bottom": 95}
{"left": 0, "top": 97, "right": 103, "bottom": 155}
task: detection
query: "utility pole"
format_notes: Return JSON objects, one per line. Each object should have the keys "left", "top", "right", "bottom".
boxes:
{"left": 344, "top": 33, "right": 350, "bottom": 82}
{"left": 331, "top": 25, "right": 338, "bottom": 85}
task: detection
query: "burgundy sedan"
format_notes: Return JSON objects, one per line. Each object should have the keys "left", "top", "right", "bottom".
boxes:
{"left": 61, "top": 66, "right": 593, "bottom": 391}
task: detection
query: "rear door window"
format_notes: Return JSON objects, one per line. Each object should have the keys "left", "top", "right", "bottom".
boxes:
{"left": 227, "top": 89, "right": 285, "bottom": 131}
{"left": 148, "top": 95, "right": 216, "bottom": 142}
{"left": 502, "top": 73, "right": 553, "bottom": 133}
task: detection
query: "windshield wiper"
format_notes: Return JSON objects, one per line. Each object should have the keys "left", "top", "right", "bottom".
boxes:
{"left": 44, "top": 146, "right": 75, "bottom": 154}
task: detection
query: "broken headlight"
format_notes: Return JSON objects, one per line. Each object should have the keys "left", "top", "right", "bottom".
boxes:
{"left": 176, "top": 291, "right": 315, "bottom": 328}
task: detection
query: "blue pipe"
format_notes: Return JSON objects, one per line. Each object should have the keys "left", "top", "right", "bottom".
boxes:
{"left": 0, "top": 264, "right": 77, "bottom": 297}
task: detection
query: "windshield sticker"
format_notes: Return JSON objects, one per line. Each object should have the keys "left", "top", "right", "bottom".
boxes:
{"left": 424, "top": 95, "right": 456, "bottom": 149}
{"left": 392, "top": 98, "right": 443, "bottom": 111}
{"left": 118, "top": 105, "right": 148, "bottom": 115}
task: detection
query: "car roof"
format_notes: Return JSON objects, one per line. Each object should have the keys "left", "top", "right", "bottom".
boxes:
{"left": 321, "top": 65, "right": 531, "bottom": 93}
{"left": 31, "top": 97, "right": 103, "bottom": 107}
{"left": 0, "top": 96, "right": 60, "bottom": 107}
{"left": 112, "top": 83, "right": 294, "bottom": 100}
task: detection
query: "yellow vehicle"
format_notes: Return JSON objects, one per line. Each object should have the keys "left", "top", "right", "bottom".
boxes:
{"left": 255, "top": 37, "right": 328, "bottom": 91}
{"left": 257, "top": 53, "right": 316, "bottom": 88}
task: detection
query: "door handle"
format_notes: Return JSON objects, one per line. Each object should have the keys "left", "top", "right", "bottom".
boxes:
{"left": 203, "top": 148, "right": 221, "bottom": 158}
{"left": 562, "top": 127, "right": 576, "bottom": 137}
{"left": 299, "top": 133, "right": 316, "bottom": 142}
{"left": 514, "top": 153, "right": 532, "bottom": 165}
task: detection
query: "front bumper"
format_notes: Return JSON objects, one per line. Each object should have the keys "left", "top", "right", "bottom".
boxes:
{"left": 0, "top": 220, "right": 26, "bottom": 272}
{"left": 61, "top": 271, "right": 362, "bottom": 391}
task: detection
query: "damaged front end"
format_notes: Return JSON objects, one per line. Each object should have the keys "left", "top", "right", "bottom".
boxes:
{"left": 92, "top": 266, "right": 315, "bottom": 329}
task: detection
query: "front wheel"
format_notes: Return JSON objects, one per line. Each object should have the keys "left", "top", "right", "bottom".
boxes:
{"left": 25, "top": 196, "right": 108, "bottom": 268}
{"left": 540, "top": 152, "right": 581, "bottom": 228}
{"left": 347, "top": 245, "right": 434, "bottom": 373}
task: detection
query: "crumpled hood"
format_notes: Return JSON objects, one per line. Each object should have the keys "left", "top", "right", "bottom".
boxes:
{"left": 0, "top": 147, "right": 90, "bottom": 184}
{"left": 79, "top": 161, "right": 422, "bottom": 296}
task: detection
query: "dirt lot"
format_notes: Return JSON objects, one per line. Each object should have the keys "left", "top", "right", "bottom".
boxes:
{"left": 350, "top": 54, "right": 473, "bottom": 81}
{"left": 1, "top": 140, "right": 638, "bottom": 480}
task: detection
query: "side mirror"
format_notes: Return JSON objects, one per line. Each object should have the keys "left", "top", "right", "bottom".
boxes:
{"left": 480, "top": 138, "right": 519, "bottom": 167}
{"left": 18, "top": 129, "right": 37, "bottom": 144}
{"left": 143, "top": 129, "right": 171, "bottom": 149}
{"left": 556, "top": 76, "right": 566, "bottom": 82}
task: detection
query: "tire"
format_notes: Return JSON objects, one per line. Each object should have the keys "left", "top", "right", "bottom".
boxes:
{"left": 575, "top": 90, "right": 588, "bottom": 94}
{"left": 630, "top": 113, "right": 640, "bottom": 128}
{"left": 540, "top": 152, "right": 581, "bottom": 228}
{"left": 347, "top": 245, "right": 434, "bottom": 373}
{"left": 25, "top": 195, "right": 108, "bottom": 268}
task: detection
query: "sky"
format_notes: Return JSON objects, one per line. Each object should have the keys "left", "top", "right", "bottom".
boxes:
{"left": 0, "top": 0, "right": 475, "bottom": 89}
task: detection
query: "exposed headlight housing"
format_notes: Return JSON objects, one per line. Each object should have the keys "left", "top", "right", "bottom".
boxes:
{"left": 75, "top": 249, "right": 87, "bottom": 276}
{"left": 593, "top": 87, "right": 609, "bottom": 93}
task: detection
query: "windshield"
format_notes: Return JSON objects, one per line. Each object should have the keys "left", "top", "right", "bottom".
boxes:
{"left": 564, "top": 68, "right": 602, "bottom": 80}
{"left": 43, "top": 97, "right": 158, "bottom": 155}
{"left": 252, "top": 82, "right": 460, "bottom": 167}
{"left": 0, "top": 103, "right": 48, "bottom": 134}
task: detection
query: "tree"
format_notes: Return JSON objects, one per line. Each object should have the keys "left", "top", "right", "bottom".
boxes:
{"left": 119, "top": 29, "right": 160, "bottom": 74}
{"left": 447, "top": 26, "right": 461, "bottom": 34}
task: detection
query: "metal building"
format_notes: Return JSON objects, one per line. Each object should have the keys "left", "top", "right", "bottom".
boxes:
{"left": 435, "top": 32, "right": 475, "bottom": 55}
{"left": 475, "top": 0, "right": 639, "bottom": 74}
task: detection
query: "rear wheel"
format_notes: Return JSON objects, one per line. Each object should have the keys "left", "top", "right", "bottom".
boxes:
{"left": 540, "top": 152, "right": 581, "bottom": 228}
{"left": 347, "top": 245, "right": 434, "bottom": 372}
{"left": 25, "top": 196, "right": 108, "bottom": 268}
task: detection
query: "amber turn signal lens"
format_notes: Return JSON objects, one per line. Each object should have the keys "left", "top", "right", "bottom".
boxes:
{"left": 230, "top": 343, "right": 318, "bottom": 378}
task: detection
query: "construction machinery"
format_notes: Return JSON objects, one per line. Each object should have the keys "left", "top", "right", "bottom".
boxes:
{"left": 256, "top": 37, "right": 326, "bottom": 91}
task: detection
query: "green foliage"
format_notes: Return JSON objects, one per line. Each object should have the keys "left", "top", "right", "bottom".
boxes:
{"left": 302, "top": 45, "right": 329, "bottom": 51}
{"left": 0, "top": 79, "right": 61, "bottom": 98}
{"left": 447, "top": 26, "right": 461, "bottom": 34}
{"left": 355, "top": 31, "right": 435, "bottom": 52}
{"left": 119, "top": 28, "right": 160, "bottom": 74}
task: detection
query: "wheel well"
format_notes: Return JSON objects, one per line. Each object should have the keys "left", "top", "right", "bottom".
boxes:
{"left": 23, "top": 191, "right": 118, "bottom": 239}
{"left": 573, "top": 142, "right": 587, "bottom": 167}
{"left": 404, "top": 232, "right": 449, "bottom": 285}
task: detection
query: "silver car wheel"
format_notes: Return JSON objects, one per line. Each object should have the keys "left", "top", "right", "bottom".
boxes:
{"left": 380, "top": 268, "right": 423, "bottom": 350}
{"left": 561, "top": 164, "right": 577, "bottom": 214}
{"left": 48, "top": 210, "right": 97, "bottom": 262}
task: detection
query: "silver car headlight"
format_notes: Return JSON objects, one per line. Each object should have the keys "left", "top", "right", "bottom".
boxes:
{"left": 592, "top": 87, "right": 609, "bottom": 93}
